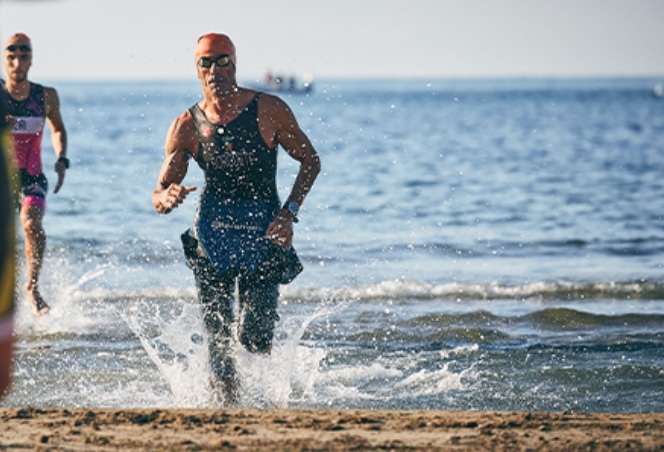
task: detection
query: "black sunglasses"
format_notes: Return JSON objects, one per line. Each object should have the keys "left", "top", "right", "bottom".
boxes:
{"left": 198, "top": 54, "right": 232, "bottom": 69}
{"left": 6, "top": 44, "right": 32, "bottom": 52}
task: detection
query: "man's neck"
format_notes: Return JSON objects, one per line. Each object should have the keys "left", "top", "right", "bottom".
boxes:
{"left": 203, "top": 86, "right": 249, "bottom": 121}
{"left": 4, "top": 79, "right": 30, "bottom": 99}
{"left": 207, "top": 85, "right": 242, "bottom": 106}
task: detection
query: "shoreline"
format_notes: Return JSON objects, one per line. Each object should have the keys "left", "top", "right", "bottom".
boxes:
{"left": 1, "top": 407, "right": 663, "bottom": 450}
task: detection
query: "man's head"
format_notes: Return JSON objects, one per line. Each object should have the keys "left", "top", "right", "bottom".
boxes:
{"left": 195, "top": 33, "right": 237, "bottom": 93}
{"left": 195, "top": 33, "right": 236, "bottom": 64}
{"left": 4, "top": 33, "right": 33, "bottom": 83}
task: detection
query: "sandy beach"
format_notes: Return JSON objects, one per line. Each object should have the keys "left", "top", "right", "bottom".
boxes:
{"left": 0, "top": 407, "right": 662, "bottom": 451}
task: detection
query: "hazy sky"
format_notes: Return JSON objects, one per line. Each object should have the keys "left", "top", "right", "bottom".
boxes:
{"left": 1, "top": 0, "right": 663, "bottom": 82}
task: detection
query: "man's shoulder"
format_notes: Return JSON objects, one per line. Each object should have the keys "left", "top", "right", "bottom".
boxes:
{"left": 255, "top": 90, "right": 291, "bottom": 114}
{"left": 165, "top": 110, "right": 198, "bottom": 158}
{"left": 29, "top": 81, "right": 47, "bottom": 92}
{"left": 239, "top": 87, "right": 279, "bottom": 107}
{"left": 40, "top": 84, "right": 60, "bottom": 101}
{"left": 168, "top": 109, "right": 198, "bottom": 142}
{"left": 254, "top": 90, "right": 282, "bottom": 103}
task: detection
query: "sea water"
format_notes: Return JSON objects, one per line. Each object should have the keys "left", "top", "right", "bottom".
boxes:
{"left": 2, "top": 77, "right": 664, "bottom": 413}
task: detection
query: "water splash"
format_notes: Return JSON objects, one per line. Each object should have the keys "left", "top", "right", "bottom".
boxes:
{"left": 123, "top": 297, "right": 347, "bottom": 408}
{"left": 123, "top": 300, "right": 212, "bottom": 407}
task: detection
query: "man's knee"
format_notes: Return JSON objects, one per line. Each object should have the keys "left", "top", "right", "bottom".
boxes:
{"left": 21, "top": 219, "right": 44, "bottom": 238}
{"left": 239, "top": 303, "right": 279, "bottom": 353}
{"left": 20, "top": 206, "right": 44, "bottom": 236}
{"left": 239, "top": 328, "right": 273, "bottom": 353}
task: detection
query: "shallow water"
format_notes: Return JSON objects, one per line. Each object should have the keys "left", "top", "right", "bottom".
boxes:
{"left": 3, "top": 77, "right": 664, "bottom": 412}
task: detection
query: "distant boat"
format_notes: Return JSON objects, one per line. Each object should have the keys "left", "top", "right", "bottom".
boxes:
{"left": 257, "top": 71, "right": 314, "bottom": 94}
{"left": 653, "top": 83, "right": 663, "bottom": 98}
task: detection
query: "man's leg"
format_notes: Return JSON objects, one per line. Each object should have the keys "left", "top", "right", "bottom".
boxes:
{"left": 193, "top": 263, "right": 239, "bottom": 403}
{"left": 237, "top": 273, "right": 279, "bottom": 354}
{"left": 19, "top": 202, "right": 49, "bottom": 316}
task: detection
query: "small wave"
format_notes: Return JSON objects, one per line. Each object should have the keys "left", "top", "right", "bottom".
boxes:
{"left": 287, "top": 279, "right": 664, "bottom": 303}
{"left": 51, "top": 278, "right": 664, "bottom": 312}
{"left": 524, "top": 307, "right": 664, "bottom": 331}
{"left": 381, "top": 307, "right": 664, "bottom": 334}
{"left": 383, "top": 236, "right": 664, "bottom": 259}
{"left": 345, "top": 327, "right": 511, "bottom": 346}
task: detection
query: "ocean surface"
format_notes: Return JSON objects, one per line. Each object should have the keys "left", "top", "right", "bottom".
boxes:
{"left": 2, "top": 77, "right": 664, "bottom": 413}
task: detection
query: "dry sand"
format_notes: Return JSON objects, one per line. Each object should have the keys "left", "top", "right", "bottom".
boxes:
{"left": 1, "top": 407, "right": 663, "bottom": 451}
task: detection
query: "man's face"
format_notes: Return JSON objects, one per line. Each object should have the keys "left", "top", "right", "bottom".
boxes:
{"left": 4, "top": 42, "right": 32, "bottom": 83}
{"left": 195, "top": 34, "right": 237, "bottom": 95}
{"left": 196, "top": 53, "right": 237, "bottom": 94}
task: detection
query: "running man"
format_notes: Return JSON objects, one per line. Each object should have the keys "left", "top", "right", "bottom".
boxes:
{"left": 2, "top": 33, "right": 69, "bottom": 316}
{"left": 151, "top": 33, "right": 320, "bottom": 403}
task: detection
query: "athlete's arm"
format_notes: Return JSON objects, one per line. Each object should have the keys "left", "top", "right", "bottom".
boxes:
{"left": 44, "top": 87, "right": 68, "bottom": 194}
{"left": 152, "top": 112, "right": 197, "bottom": 214}
{"left": 261, "top": 95, "right": 321, "bottom": 246}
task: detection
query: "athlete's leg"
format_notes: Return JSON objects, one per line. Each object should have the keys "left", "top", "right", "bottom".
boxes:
{"left": 237, "top": 273, "right": 279, "bottom": 354}
{"left": 19, "top": 199, "right": 49, "bottom": 316}
{"left": 181, "top": 230, "right": 240, "bottom": 403}
{"left": 191, "top": 258, "right": 239, "bottom": 403}
{"left": 197, "top": 269, "right": 235, "bottom": 378}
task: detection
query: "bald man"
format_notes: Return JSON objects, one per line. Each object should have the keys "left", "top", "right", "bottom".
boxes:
{"left": 2, "top": 33, "right": 69, "bottom": 316}
{"left": 152, "top": 33, "right": 320, "bottom": 404}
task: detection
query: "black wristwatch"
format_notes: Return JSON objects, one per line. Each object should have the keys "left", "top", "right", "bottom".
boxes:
{"left": 57, "top": 156, "right": 70, "bottom": 169}
{"left": 283, "top": 200, "right": 300, "bottom": 223}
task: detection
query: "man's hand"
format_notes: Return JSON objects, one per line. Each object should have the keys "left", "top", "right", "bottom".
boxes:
{"left": 5, "top": 115, "right": 15, "bottom": 129}
{"left": 155, "top": 184, "right": 196, "bottom": 214}
{"left": 53, "top": 159, "right": 66, "bottom": 194}
{"left": 265, "top": 213, "right": 294, "bottom": 248}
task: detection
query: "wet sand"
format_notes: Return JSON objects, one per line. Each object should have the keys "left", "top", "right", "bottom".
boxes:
{"left": 1, "top": 407, "right": 663, "bottom": 451}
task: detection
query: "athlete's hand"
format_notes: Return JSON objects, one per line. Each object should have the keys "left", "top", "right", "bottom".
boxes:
{"left": 53, "top": 159, "right": 67, "bottom": 194}
{"left": 5, "top": 115, "right": 16, "bottom": 129}
{"left": 266, "top": 213, "right": 294, "bottom": 248}
{"left": 156, "top": 184, "right": 196, "bottom": 214}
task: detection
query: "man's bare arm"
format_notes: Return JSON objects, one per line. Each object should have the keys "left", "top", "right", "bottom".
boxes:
{"left": 44, "top": 87, "right": 68, "bottom": 194}
{"left": 262, "top": 96, "right": 321, "bottom": 246}
{"left": 272, "top": 98, "right": 321, "bottom": 208}
{"left": 151, "top": 113, "right": 198, "bottom": 214}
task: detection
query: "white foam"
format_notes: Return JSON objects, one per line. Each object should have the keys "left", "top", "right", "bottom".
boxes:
{"left": 123, "top": 297, "right": 347, "bottom": 408}
{"left": 123, "top": 301, "right": 212, "bottom": 408}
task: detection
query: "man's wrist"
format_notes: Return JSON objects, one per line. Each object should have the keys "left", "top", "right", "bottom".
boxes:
{"left": 282, "top": 200, "right": 300, "bottom": 223}
{"left": 57, "top": 156, "right": 70, "bottom": 169}
{"left": 279, "top": 208, "right": 298, "bottom": 223}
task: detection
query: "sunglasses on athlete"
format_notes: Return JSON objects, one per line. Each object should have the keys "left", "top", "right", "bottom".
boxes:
{"left": 198, "top": 54, "right": 233, "bottom": 69}
{"left": 6, "top": 44, "right": 32, "bottom": 52}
